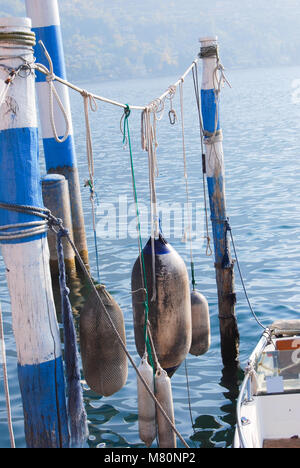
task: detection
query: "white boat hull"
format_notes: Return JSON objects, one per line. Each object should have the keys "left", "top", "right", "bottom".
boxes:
{"left": 235, "top": 321, "right": 300, "bottom": 448}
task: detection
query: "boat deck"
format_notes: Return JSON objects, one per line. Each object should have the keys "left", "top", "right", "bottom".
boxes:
{"left": 263, "top": 438, "right": 300, "bottom": 449}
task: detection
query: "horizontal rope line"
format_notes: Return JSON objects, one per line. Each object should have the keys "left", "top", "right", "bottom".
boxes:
{"left": 35, "top": 57, "right": 199, "bottom": 112}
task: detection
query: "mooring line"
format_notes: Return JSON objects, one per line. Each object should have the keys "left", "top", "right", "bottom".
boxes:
{"left": 0, "top": 202, "right": 190, "bottom": 449}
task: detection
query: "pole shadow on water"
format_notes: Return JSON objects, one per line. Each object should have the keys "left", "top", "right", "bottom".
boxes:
{"left": 190, "top": 364, "right": 243, "bottom": 448}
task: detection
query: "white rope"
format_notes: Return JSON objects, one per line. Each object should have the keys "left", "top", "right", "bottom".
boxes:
{"left": 82, "top": 89, "right": 101, "bottom": 280}
{"left": 143, "top": 108, "right": 159, "bottom": 302}
{"left": 34, "top": 43, "right": 199, "bottom": 114}
{"left": 0, "top": 302, "right": 15, "bottom": 448}
{"left": 156, "top": 60, "right": 199, "bottom": 104}
{"left": 82, "top": 90, "right": 98, "bottom": 189}
{"left": 38, "top": 41, "right": 70, "bottom": 144}
{"left": 179, "top": 80, "right": 195, "bottom": 276}
{"left": 0, "top": 80, "right": 10, "bottom": 108}
{"left": 192, "top": 64, "right": 213, "bottom": 257}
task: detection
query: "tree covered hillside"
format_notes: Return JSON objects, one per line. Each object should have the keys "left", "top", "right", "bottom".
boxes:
{"left": 1, "top": 0, "right": 300, "bottom": 82}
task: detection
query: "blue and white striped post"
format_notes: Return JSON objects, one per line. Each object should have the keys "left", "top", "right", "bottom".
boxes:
{"left": 25, "top": 0, "right": 89, "bottom": 267}
{"left": 0, "top": 18, "right": 69, "bottom": 448}
{"left": 200, "top": 37, "right": 239, "bottom": 366}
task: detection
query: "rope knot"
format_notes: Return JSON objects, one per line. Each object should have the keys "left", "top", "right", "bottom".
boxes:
{"left": 47, "top": 214, "right": 67, "bottom": 234}
{"left": 81, "top": 89, "right": 89, "bottom": 98}
{"left": 46, "top": 72, "right": 55, "bottom": 83}
{"left": 58, "top": 226, "right": 70, "bottom": 239}
{"left": 62, "top": 285, "right": 70, "bottom": 297}
{"left": 82, "top": 89, "right": 98, "bottom": 112}
{"left": 124, "top": 104, "right": 131, "bottom": 118}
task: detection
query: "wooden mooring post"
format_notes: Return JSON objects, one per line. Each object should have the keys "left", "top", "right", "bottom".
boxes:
{"left": 0, "top": 17, "right": 70, "bottom": 448}
{"left": 25, "top": 0, "right": 89, "bottom": 268}
{"left": 199, "top": 37, "right": 240, "bottom": 366}
{"left": 42, "top": 174, "right": 76, "bottom": 276}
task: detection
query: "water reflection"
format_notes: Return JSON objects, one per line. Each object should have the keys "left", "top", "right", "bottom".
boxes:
{"left": 1, "top": 66, "right": 300, "bottom": 447}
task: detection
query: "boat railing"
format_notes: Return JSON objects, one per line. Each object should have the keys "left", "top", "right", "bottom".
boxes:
{"left": 236, "top": 328, "right": 271, "bottom": 448}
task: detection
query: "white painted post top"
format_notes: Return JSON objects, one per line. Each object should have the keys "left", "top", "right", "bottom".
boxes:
{"left": 199, "top": 36, "right": 219, "bottom": 90}
{"left": 25, "top": 0, "right": 61, "bottom": 28}
{"left": 199, "top": 36, "right": 218, "bottom": 45}
{"left": 0, "top": 17, "right": 32, "bottom": 30}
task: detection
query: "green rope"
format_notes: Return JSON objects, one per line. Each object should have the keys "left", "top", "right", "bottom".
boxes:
{"left": 122, "top": 105, "right": 155, "bottom": 371}
{"left": 0, "top": 31, "right": 36, "bottom": 47}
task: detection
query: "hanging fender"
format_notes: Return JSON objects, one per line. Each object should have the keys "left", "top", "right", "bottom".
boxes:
{"left": 132, "top": 235, "right": 192, "bottom": 377}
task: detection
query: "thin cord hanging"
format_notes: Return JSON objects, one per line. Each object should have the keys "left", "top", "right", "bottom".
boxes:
{"left": 38, "top": 41, "right": 70, "bottom": 144}
{"left": 179, "top": 80, "right": 196, "bottom": 290}
{"left": 121, "top": 105, "right": 155, "bottom": 370}
{"left": 192, "top": 64, "right": 213, "bottom": 257}
{"left": 142, "top": 107, "right": 160, "bottom": 303}
{"left": 0, "top": 201, "right": 190, "bottom": 448}
{"left": 227, "top": 221, "right": 266, "bottom": 330}
{"left": 82, "top": 89, "right": 101, "bottom": 283}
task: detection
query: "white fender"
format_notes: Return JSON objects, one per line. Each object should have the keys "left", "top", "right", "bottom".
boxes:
{"left": 155, "top": 367, "right": 176, "bottom": 448}
{"left": 137, "top": 356, "right": 156, "bottom": 447}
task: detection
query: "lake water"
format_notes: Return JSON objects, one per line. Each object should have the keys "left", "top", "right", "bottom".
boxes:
{"left": 0, "top": 65, "right": 300, "bottom": 448}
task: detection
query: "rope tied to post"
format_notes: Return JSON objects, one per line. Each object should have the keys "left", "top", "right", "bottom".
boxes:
{"left": 0, "top": 198, "right": 189, "bottom": 445}
{"left": 0, "top": 202, "right": 88, "bottom": 448}
{"left": 56, "top": 226, "right": 89, "bottom": 448}
{"left": 0, "top": 59, "right": 35, "bottom": 109}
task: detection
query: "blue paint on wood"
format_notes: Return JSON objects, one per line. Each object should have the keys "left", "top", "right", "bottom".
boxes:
{"left": 202, "top": 87, "right": 228, "bottom": 266}
{"left": 201, "top": 89, "right": 220, "bottom": 134}
{"left": 206, "top": 175, "right": 227, "bottom": 264}
{"left": 0, "top": 127, "right": 45, "bottom": 244}
{"left": 44, "top": 135, "right": 76, "bottom": 170}
{"left": 32, "top": 25, "right": 78, "bottom": 171}
{"left": 33, "top": 25, "right": 67, "bottom": 82}
{"left": 18, "top": 357, "right": 70, "bottom": 448}
{"left": 143, "top": 236, "right": 172, "bottom": 255}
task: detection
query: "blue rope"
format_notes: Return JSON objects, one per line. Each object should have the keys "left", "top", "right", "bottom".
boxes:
{"left": 57, "top": 228, "right": 88, "bottom": 448}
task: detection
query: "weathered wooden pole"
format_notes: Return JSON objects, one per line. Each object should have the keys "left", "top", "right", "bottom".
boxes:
{"left": 25, "top": 0, "right": 89, "bottom": 268}
{"left": 199, "top": 37, "right": 240, "bottom": 366}
{"left": 0, "top": 18, "right": 69, "bottom": 447}
{"left": 42, "top": 174, "right": 76, "bottom": 276}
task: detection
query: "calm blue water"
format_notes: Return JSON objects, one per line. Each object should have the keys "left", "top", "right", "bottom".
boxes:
{"left": 0, "top": 66, "right": 300, "bottom": 448}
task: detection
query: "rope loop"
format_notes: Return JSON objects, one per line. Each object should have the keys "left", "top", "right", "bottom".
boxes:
{"left": 124, "top": 103, "right": 131, "bottom": 118}
{"left": 37, "top": 40, "right": 70, "bottom": 144}
{"left": 121, "top": 104, "right": 131, "bottom": 146}
{"left": 57, "top": 225, "right": 70, "bottom": 239}
{"left": 0, "top": 60, "right": 35, "bottom": 109}
{"left": 81, "top": 89, "right": 98, "bottom": 112}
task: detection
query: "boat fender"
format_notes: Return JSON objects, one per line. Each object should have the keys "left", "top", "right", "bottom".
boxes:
{"left": 137, "top": 356, "right": 156, "bottom": 447}
{"left": 132, "top": 235, "right": 192, "bottom": 377}
{"left": 155, "top": 366, "right": 176, "bottom": 448}
{"left": 80, "top": 284, "right": 128, "bottom": 397}
{"left": 189, "top": 290, "right": 211, "bottom": 356}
